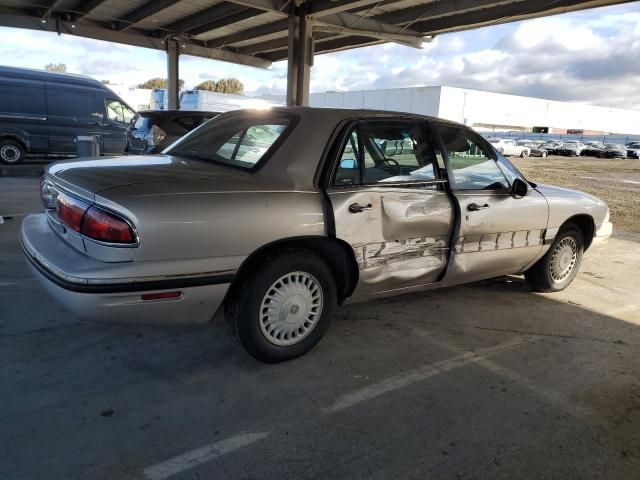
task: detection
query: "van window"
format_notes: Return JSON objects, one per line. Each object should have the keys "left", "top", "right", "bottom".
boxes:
{"left": 47, "top": 89, "right": 96, "bottom": 118}
{"left": 106, "top": 99, "right": 135, "bottom": 125}
{"left": 0, "top": 84, "right": 45, "bottom": 116}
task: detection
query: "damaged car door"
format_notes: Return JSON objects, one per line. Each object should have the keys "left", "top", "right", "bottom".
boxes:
{"left": 435, "top": 122, "right": 549, "bottom": 285}
{"left": 327, "top": 119, "right": 454, "bottom": 299}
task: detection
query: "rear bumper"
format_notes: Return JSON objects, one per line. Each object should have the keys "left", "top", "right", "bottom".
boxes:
{"left": 21, "top": 213, "right": 232, "bottom": 324}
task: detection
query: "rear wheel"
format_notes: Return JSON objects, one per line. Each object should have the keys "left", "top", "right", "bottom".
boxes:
{"left": 0, "top": 139, "right": 25, "bottom": 164}
{"left": 225, "top": 250, "right": 337, "bottom": 363}
{"left": 541, "top": 151, "right": 548, "bottom": 158}
{"left": 525, "top": 224, "right": 584, "bottom": 292}
{"left": 520, "top": 149, "right": 529, "bottom": 158}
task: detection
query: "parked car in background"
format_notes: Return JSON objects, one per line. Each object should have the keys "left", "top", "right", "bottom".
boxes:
{"left": 21, "top": 108, "right": 612, "bottom": 362}
{"left": 487, "top": 138, "right": 530, "bottom": 157}
{"left": 519, "top": 142, "right": 548, "bottom": 157}
{"left": 0, "top": 65, "right": 135, "bottom": 164}
{"left": 126, "top": 110, "right": 218, "bottom": 154}
{"left": 581, "top": 144, "right": 606, "bottom": 157}
{"left": 541, "top": 142, "right": 564, "bottom": 155}
{"left": 601, "top": 144, "right": 627, "bottom": 158}
{"left": 626, "top": 142, "right": 640, "bottom": 159}
{"left": 557, "top": 141, "right": 586, "bottom": 156}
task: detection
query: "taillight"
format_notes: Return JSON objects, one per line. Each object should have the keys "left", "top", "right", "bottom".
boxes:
{"left": 57, "top": 194, "right": 90, "bottom": 232}
{"left": 81, "top": 206, "right": 135, "bottom": 244}
{"left": 56, "top": 193, "right": 135, "bottom": 244}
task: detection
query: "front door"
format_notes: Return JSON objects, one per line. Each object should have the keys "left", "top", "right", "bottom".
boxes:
{"left": 102, "top": 98, "right": 135, "bottom": 154}
{"left": 327, "top": 119, "right": 454, "bottom": 300}
{"left": 434, "top": 123, "right": 549, "bottom": 285}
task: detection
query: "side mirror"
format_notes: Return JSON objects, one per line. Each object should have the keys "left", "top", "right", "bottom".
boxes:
{"left": 511, "top": 178, "right": 528, "bottom": 197}
{"left": 340, "top": 159, "right": 356, "bottom": 169}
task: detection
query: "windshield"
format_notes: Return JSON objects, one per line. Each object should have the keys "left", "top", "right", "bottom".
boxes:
{"left": 166, "top": 113, "right": 295, "bottom": 170}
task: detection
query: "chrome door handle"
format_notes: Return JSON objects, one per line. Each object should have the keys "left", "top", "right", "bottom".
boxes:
{"left": 467, "top": 203, "right": 489, "bottom": 212}
{"left": 349, "top": 202, "right": 373, "bottom": 213}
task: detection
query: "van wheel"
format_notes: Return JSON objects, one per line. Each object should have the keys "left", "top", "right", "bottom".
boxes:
{"left": 0, "top": 139, "right": 25, "bottom": 165}
{"left": 525, "top": 223, "right": 584, "bottom": 292}
{"left": 225, "top": 250, "right": 337, "bottom": 363}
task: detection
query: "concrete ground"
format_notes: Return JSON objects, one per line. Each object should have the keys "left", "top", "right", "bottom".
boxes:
{"left": 1, "top": 175, "right": 639, "bottom": 480}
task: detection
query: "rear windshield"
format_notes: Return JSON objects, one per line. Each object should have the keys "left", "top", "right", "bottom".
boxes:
{"left": 174, "top": 114, "right": 216, "bottom": 131}
{"left": 133, "top": 114, "right": 153, "bottom": 130}
{"left": 166, "top": 113, "right": 296, "bottom": 170}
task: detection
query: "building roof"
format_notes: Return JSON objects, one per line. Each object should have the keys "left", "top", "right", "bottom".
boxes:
{"left": 0, "top": 0, "right": 633, "bottom": 69}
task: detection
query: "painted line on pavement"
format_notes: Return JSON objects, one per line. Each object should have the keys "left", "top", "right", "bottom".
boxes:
{"left": 144, "top": 432, "right": 269, "bottom": 480}
{"left": 323, "top": 338, "right": 523, "bottom": 414}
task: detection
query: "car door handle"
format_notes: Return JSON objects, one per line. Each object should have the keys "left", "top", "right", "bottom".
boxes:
{"left": 467, "top": 203, "right": 489, "bottom": 212}
{"left": 349, "top": 202, "right": 373, "bottom": 213}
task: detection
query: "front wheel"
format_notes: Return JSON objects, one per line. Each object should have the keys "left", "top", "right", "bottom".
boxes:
{"left": 525, "top": 224, "right": 584, "bottom": 292}
{"left": 225, "top": 250, "right": 337, "bottom": 363}
{"left": 0, "top": 139, "right": 25, "bottom": 164}
{"left": 520, "top": 150, "right": 529, "bottom": 158}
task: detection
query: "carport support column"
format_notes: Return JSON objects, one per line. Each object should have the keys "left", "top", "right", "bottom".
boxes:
{"left": 167, "top": 39, "right": 180, "bottom": 110}
{"left": 286, "top": 4, "right": 313, "bottom": 106}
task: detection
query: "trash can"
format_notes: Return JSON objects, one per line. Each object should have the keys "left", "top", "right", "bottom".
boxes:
{"left": 74, "top": 135, "right": 100, "bottom": 158}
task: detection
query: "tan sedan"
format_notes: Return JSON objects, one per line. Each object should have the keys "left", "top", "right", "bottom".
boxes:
{"left": 21, "top": 108, "right": 612, "bottom": 362}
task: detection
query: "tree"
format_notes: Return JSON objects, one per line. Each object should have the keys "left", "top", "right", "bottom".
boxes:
{"left": 45, "top": 63, "right": 67, "bottom": 73}
{"left": 137, "top": 78, "right": 185, "bottom": 89}
{"left": 195, "top": 78, "right": 244, "bottom": 95}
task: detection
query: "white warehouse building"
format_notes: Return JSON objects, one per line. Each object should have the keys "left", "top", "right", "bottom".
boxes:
{"left": 275, "top": 86, "right": 640, "bottom": 135}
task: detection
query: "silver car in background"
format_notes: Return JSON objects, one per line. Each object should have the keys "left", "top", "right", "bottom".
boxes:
{"left": 21, "top": 108, "right": 612, "bottom": 362}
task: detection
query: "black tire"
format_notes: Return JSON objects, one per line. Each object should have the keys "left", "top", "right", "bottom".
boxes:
{"left": 525, "top": 224, "right": 584, "bottom": 292}
{"left": 225, "top": 250, "right": 337, "bottom": 363}
{"left": 498, "top": 147, "right": 505, "bottom": 155}
{"left": 0, "top": 139, "right": 25, "bottom": 165}
{"left": 520, "top": 149, "right": 529, "bottom": 158}
{"left": 541, "top": 151, "right": 547, "bottom": 158}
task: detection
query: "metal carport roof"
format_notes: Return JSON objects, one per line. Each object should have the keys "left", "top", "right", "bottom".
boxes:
{"left": 0, "top": 0, "right": 634, "bottom": 106}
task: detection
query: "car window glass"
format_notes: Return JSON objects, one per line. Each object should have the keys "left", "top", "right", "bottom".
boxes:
{"left": 437, "top": 124, "right": 509, "bottom": 190}
{"left": 334, "top": 130, "right": 361, "bottom": 186}
{"left": 47, "top": 89, "right": 95, "bottom": 118}
{"left": 174, "top": 115, "right": 213, "bottom": 131}
{"left": 363, "top": 122, "right": 436, "bottom": 184}
{"left": 0, "top": 84, "right": 45, "bottom": 115}
{"left": 106, "top": 99, "right": 135, "bottom": 124}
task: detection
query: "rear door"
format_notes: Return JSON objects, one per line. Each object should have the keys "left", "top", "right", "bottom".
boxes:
{"left": 45, "top": 84, "right": 101, "bottom": 154}
{"left": 434, "top": 122, "right": 548, "bottom": 285}
{"left": 327, "top": 118, "right": 454, "bottom": 300}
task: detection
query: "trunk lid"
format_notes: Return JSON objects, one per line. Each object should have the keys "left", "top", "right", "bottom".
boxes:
{"left": 45, "top": 154, "right": 270, "bottom": 199}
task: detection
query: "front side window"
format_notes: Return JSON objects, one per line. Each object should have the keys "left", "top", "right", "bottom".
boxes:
{"left": 167, "top": 114, "right": 293, "bottom": 170}
{"left": 436, "top": 124, "right": 509, "bottom": 191}
{"left": 106, "top": 99, "right": 135, "bottom": 125}
{"left": 333, "top": 121, "right": 437, "bottom": 186}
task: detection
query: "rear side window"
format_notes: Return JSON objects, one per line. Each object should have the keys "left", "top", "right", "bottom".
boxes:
{"left": 166, "top": 114, "right": 296, "bottom": 170}
{"left": 47, "top": 88, "right": 96, "bottom": 118}
{"left": 0, "top": 82, "right": 45, "bottom": 116}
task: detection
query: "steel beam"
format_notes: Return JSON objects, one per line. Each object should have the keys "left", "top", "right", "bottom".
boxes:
{"left": 167, "top": 39, "right": 180, "bottom": 110}
{"left": 67, "top": 0, "right": 109, "bottom": 20}
{"left": 286, "top": 6, "right": 313, "bottom": 106}
{"left": 0, "top": 8, "right": 271, "bottom": 68}
{"left": 160, "top": 2, "right": 244, "bottom": 33}
{"left": 188, "top": 9, "right": 260, "bottom": 36}
{"left": 117, "top": 0, "right": 176, "bottom": 31}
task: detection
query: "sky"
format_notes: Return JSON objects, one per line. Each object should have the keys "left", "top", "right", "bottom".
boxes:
{"left": 0, "top": 2, "right": 639, "bottom": 110}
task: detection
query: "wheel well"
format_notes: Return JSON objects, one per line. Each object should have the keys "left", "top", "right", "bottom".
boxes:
{"left": 226, "top": 236, "right": 359, "bottom": 306}
{"left": 0, "top": 135, "right": 28, "bottom": 152}
{"left": 563, "top": 214, "right": 595, "bottom": 250}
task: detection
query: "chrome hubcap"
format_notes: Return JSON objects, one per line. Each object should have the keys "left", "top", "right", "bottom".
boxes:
{"left": 549, "top": 237, "right": 578, "bottom": 282}
{"left": 259, "top": 271, "right": 323, "bottom": 346}
{"left": 1, "top": 145, "right": 20, "bottom": 162}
